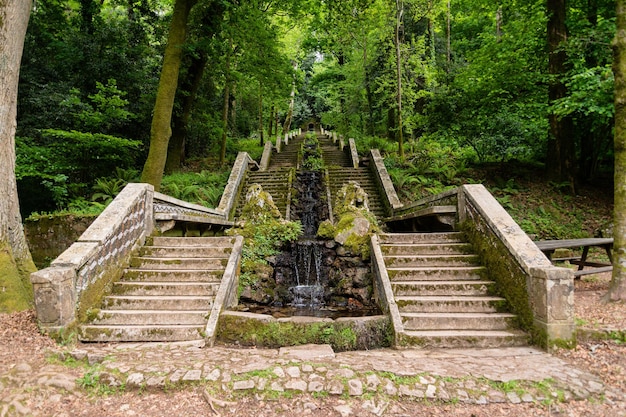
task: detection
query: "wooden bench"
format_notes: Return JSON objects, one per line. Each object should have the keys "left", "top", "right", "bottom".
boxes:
{"left": 534, "top": 238, "right": 613, "bottom": 277}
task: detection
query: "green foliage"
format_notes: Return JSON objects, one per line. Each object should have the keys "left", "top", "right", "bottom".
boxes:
{"left": 160, "top": 170, "right": 230, "bottom": 208}
{"left": 228, "top": 217, "right": 302, "bottom": 291}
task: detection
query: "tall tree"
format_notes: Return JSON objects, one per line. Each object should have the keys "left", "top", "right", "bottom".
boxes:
{"left": 0, "top": 0, "right": 37, "bottom": 312}
{"left": 547, "top": 0, "right": 577, "bottom": 192}
{"left": 609, "top": 0, "right": 626, "bottom": 301}
{"left": 141, "top": 0, "right": 197, "bottom": 190}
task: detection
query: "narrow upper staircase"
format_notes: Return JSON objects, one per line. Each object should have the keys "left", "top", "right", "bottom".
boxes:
{"left": 79, "top": 236, "right": 237, "bottom": 342}
{"left": 378, "top": 232, "right": 528, "bottom": 348}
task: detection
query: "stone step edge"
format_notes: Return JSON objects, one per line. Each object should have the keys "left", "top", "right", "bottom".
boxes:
{"left": 395, "top": 295, "right": 506, "bottom": 302}
{"left": 391, "top": 280, "right": 494, "bottom": 286}
{"left": 402, "top": 329, "right": 526, "bottom": 337}
{"left": 400, "top": 312, "right": 516, "bottom": 318}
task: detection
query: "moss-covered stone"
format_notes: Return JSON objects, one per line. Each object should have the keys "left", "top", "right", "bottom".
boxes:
{"left": 216, "top": 312, "right": 392, "bottom": 351}
{"left": 241, "top": 183, "right": 282, "bottom": 221}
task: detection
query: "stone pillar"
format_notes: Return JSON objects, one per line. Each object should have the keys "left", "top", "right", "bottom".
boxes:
{"left": 30, "top": 267, "right": 77, "bottom": 329}
{"left": 529, "top": 266, "right": 575, "bottom": 345}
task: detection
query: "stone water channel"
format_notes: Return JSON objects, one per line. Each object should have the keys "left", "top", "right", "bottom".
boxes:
{"left": 242, "top": 135, "right": 381, "bottom": 320}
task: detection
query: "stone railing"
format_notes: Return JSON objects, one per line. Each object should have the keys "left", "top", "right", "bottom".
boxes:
{"left": 217, "top": 152, "right": 256, "bottom": 219}
{"left": 370, "top": 234, "right": 404, "bottom": 346}
{"left": 458, "top": 184, "right": 574, "bottom": 348}
{"left": 259, "top": 141, "right": 273, "bottom": 171}
{"left": 205, "top": 235, "right": 244, "bottom": 346}
{"left": 369, "top": 184, "right": 575, "bottom": 349}
{"left": 368, "top": 149, "right": 403, "bottom": 216}
{"left": 347, "top": 138, "right": 359, "bottom": 168}
{"left": 31, "top": 183, "right": 155, "bottom": 331}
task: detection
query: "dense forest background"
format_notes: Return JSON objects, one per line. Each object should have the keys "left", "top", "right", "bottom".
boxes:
{"left": 16, "top": 0, "right": 615, "bottom": 220}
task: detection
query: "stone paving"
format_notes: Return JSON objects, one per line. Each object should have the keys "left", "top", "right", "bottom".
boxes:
{"left": 58, "top": 342, "right": 615, "bottom": 405}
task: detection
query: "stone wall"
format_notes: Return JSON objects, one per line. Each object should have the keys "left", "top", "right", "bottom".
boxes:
{"left": 24, "top": 214, "right": 96, "bottom": 269}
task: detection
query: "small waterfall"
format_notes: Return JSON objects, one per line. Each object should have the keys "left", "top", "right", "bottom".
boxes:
{"left": 290, "top": 240, "right": 324, "bottom": 306}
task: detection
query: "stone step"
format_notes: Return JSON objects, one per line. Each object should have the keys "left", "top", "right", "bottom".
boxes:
{"left": 140, "top": 246, "right": 232, "bottom": 258}
{"left": 400, "top": 329, "right": 529, "bottom": 348}
{"left": 103, "top": 295, "right": 212, "bottom": 310}
{"left": 112, "top": 281, "right": 219, "bottom": 296}
{"left": 123, "top": 269, "right": 224, "bottom": 282}
{"left": 381, "top": 243, "right": 474, "bottom": 256}
{"left": 384, "top": 254, "right": 480, "bottom": 267}
{"left": 378, "top": 233, "right": 464, "bottom": 244}
{"left": 401, "top": 312, "right": 517, "bottom": 331}
{"left": 89, "top": 310, "right": 208, "bottom": 326}
{"left": 79, "top": 324, "right": 205, "bottom": 342}
{"left": 387, "top": 266, "right": 486, "bottom": 281}
{"left": 151, "top": 236, "right": 236, "bottom": 247}
{"left": 391, "top": 280, "right": 495, "bottom": 296}
{"left": 130, "top": 257, "right": 228, "bottom": 270}
{"left": 396, "top": 295, "right": 507, "bottom": 313}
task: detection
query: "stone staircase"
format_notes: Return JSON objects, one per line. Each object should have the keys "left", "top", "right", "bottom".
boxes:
{"left": 328, "top": 167, "right": 387, "bottom": 220}
{"left": 79, "top": 236, "right": 236, "bottom": 342}
{"left": 319, "top": 134, "right": 351, "bottom": 168}
{"left": 378, "top": 232, "right": 528, "bottom": 348}
{"left": 234, "top": 169, "right": 293, "bottom": 219}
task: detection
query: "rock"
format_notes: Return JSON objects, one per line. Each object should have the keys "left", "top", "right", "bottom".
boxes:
{"left": 204, "top": 368, "right": 221, "bottom": 381}
{"left": 383, "top": 379, "right": 398, "bottom": 396}
{"left": 145, "top": 376, "right": 165, "bottom": 388}
{"left": 270, "top": 381, "right": 284, "bottom": 392}
{"left": 273, "top": 367, "right": 285, "bottom": 378}
{"left": 308, "top": 381, "right": 324, "bottom": 392}
{"left": 286, "top": 366, "right": 301, "bottom": 378}
{"left": 279, "top": 344, "right": 335, "bottom": 360}
{"left": 365, "top": 373, "right": 381, "bottom": 391}
{"left": 348, "top": 379, "right": 363, "bottom": 396}
{"left": 285, "top": 379, "right": 307, "bottom": 392}
{"left": 233, "top": 380, "right": 255, "bottom": 390}
{"left": 126, "top": 373, "right": 144, "bottom": 387}
{"left": 87, "top": 353, "right": 106, "bottom": 366}
{"left": 182, "top": 370, "right": 202, "bottom": 382}
{"left": 45, "top": 374, "right": 76, "bottom": 392}
{"left": 70, "top": 350, "right": 88, "bottom": 361}
{"left": 333, "top": 404, "right": 353, "bottom": 417}
{"left": 328, "top": 380, "right": 344, "bottom": 395}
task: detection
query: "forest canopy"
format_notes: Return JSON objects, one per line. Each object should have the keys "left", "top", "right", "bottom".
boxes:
{"left": 16, "top": 0, "right": 616, "bottom": 215}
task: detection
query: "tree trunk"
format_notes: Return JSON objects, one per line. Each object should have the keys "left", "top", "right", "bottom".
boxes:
{"left": 0, "top": 0, "right": 37, "bottom": 312}
{"left": 258, "top": 87, "right": 264, "bottom": 146}
{"left": 166, "top": 51, "right": 208, "bottom": 173}
{"left": 283, "top": 63, "right": 297, "bottom": 133}
{"left": 547, "top": 0, "right": 576, "bottom": 193}
{"left": 219, "top": 74, "right": 230, "bottom": 166}
{"left": 395, "top": 0, "right": 405, "bottom": 160}
{"left": 140, "top": 0, "right": 197, "bottom": 191}
{"left": 268, "top": 104, "right": 275, "bottom": 138}
{"left": 608, "top": 0, "right": 626, "bottom": 301}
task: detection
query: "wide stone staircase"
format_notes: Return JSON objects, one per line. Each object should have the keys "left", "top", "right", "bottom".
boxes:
{"left": 378, "top": 232, "right": 528, "bottom": 348}
{"left": 79, "top": 236, "right": 237, "bottom": 342}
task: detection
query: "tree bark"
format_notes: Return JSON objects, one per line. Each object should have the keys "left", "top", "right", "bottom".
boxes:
{"left": 282, "top": 62, "right": 297, "bottom": 134}
{"left": 0, "top": 0, "right": 37, "bottom": 312}
{"left": 258, "top": 87, "right": 264, "bottom": 146}
{"left": 608, "top": 0, "right": 626, "bottom": 301}
{"left": 547, "top": 0, "right": 576, "bottom": 193}
{"left": 395, "top": 0, "right": 405, "bottom": 160}
{"left": 165, "top": 50, "right": 208, "bottom": 173}
{"left": 141, "top": 0, "right": 197, "bottom": 191}
{"left": 219, "top": 43, "right": 231, "bottom": 166}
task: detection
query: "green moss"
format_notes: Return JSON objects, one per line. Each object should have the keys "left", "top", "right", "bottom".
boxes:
{"left": 316, "top": 220, "right": 335, "bottom": 239}
{"left": 216, "top": 314, "right": 392, "bottom": 351}
{"left": 0, "top": 242, "right": 34, "bottom": 312}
